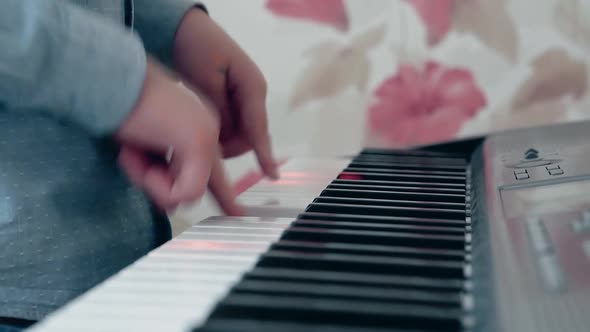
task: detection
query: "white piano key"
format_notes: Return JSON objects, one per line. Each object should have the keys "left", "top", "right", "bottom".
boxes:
{"left": 161, "top": 238, "right": 271, "bottom": 249}
{"left": 32, "top": 301, "right": 217, "bottom": 332}
{"left": 237, "top": 158, "right": 350, "bottom": 218}
{"left": 156, "top": 245, "right": 266, "bottom": 255}
{"left": 194, "top": 216, "right": 294, "bottom": 225}
{"left": 28, "top": 215, "right": 291, "bottom": 332}
{"left": 30, "top": 285, "right": 226, "bottom": 331}
{"left": 27, "top": 159, "right": 350, "bottom": 332}
{"left": 158, "top": 246, "right": 268, "bottom": 256}
{"left": 82, "top": 284, "right": 232, "bottom": 302}
{"left": 181, "top": 227, "right": 285, "bottom": 236}
{"left": 129, "top": 259, "right": 255, "bottom": 272}
{"left": 174, "top": 232, "right": 281, "bottom": 242}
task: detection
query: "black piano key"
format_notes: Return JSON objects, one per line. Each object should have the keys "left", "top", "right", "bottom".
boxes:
{"left": 338, "top": 171, "right": 465, "bottom": 184}
{"left": 359, "top": 148, "right": 467, "bottom": 159}
{"left": 353, "top": 154, "right": 466, "bottom": 166}
{"left": 321, "top": 188, "right": 466, "bottom": 203}
{"left": 258, "top": 250, "right": 466, "bottom": 278}
{"left": 244, "top": 267, "right": 468, "bottom": 293}
{"left": 281, "top": 227, "right": 467, "bottom": 250}
{"left": 232, "top": 280, "right": 463, "bottom": 307}
{"left": 305, "top": 202, "right": 466, "bottom": 220}
{"left": 345, "top": 167, "right": 465, "bottom": 177}
{"left": 208, "top": 294, "right": 468, "bottom": 331}
{"left": 348, "top": 161, "right": 466, "bottom": 173}
{"left": 313, "top": 196, "right": 466, "bottom": 211}
{"left": 331, "top": 179, "right": 466, "bottom": 190}
{"left": 272, "top": 240, "right": 467, "bottom": 262}
{"left": 351, "top": 159, "right": 466, "bottom": 170}
{"left": 198, "top": 318, "right": 424, "bottom": 332}
{"left": 292, "top": 220, "right": 466, "bottom": 236}
{"left": 329, "top": 183, "right": 466, "bottom": 195}
{"left": 192, "top": 147, "right": 475, "bottom": 332}
{"left": 298, "top": 212, "right": 467, "bottom": 228}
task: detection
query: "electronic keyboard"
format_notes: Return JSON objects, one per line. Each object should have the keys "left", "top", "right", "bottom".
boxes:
{"left": 28, "top": 121, "right": 590, "bottom": 332}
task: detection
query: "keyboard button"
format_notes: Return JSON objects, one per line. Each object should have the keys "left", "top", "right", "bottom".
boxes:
{"left": 538, "top": 254, "right": 567, "bottom": 293}
{"left": 526, "top": 217, "right": 553, "bottom": 254}
{"left": 548, "top": 168, "right": 564, "bottom": 176}
{"left": 514, "top": 170, "right": 530, "bottom": 180}
{"left": 583, "top": 240, "right": 590, "bottom": 260}
{"left": 571, "top": 211, "right": 590, "bottom": 233}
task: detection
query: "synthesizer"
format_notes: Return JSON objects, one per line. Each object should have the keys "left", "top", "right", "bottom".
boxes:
{"left": 28, "top": 121, "right": 590, "bottom": 332}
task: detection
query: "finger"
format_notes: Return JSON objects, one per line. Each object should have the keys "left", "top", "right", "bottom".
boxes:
{"left": 169, "top": 150, "right": 211, "bottom": 206}
{"left": 251, "top": 131, "right": 278, "bottom": 180}
{"left": 178, "top": 61, "right": 236, "bottom": 142}
{"left": 230, "top": 57, "right": 279, "bottom": 179}
{"left": 118, "top": 145, "right": 150, "bottom": 188}
{"left": 143, "top": 165, "right": 176, "bottom": 210}
{"left": 118, "top": 145, "right": 176, "bottom": 210}
{"left": 208, "top": 152, "right": 245, "bottom": 216}
{"left": 219, "top": 136, "right": 251, "bottom": 159}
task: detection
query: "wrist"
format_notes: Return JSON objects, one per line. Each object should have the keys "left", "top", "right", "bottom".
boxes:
{"left": 173, "top": 7, "right": 210, "bottom": 66}
{"left": 134, "top": 1, "right": 208, "bottom": 69}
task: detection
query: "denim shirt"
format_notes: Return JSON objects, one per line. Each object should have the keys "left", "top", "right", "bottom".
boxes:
{"left": 0, "top": 0, "right": 202, "bottom": 322}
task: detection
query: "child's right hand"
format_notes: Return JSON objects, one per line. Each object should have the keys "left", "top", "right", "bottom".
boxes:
{"left": 114, "top": 58, "right": 229, "bottom": 212}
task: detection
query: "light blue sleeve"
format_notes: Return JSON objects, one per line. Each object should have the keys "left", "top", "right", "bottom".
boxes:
{"left": 0, "top": 0, "right": 147, "bottom": 136}
{"left": 133, "top": 0, "right": 206, "bottom": 68}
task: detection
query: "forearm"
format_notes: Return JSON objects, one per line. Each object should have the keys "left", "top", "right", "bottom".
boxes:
{"left": 133, "top": 0, "right": 207, "bottom": 69}
{"left": 0, "top": 0, "right": 147, "bottom": 135}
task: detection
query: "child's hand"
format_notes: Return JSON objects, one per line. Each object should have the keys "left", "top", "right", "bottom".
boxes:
{"left": 114, "top": 58, "right": 232, "bottom": 212}
{"left": 173, "top": 9, "right": 279, "bottom": 180}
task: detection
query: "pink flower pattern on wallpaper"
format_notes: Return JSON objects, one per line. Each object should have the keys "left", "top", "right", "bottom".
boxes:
{"left": 265, "top": 0, "right": 349, "bottom": 32}
{"left": 368, "top": 61, "right": 487, "bottom": 146}
{"left": 406, "top": 0, "right": 453, "bottom": 46}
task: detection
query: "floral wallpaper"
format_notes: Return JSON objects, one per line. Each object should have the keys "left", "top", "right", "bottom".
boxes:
{"left": 172, "top": 0, "right": 590, "bottom": 227}
{"left": 229, "top": 0, "right": 589, "bottom": 150}
{"left": 367, "top": 60, "right": 487, "bottom": 146}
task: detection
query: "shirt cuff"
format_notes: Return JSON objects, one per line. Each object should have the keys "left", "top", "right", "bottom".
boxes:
{"left": 133, "top": 1, "right": 208, "bottom": 68}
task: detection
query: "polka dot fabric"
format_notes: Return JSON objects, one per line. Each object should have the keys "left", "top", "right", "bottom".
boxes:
{"left": 0, "top": 111, "right": 171, "bottom": 321}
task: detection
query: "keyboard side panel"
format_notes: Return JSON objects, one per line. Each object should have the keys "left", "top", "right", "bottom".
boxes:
{"left": 483, "top": 121, "right": 590, "bottom": 332}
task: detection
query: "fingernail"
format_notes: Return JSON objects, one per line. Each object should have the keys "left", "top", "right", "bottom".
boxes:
{"left": 269, "top": 158, "right": 288, "bottom": 180}
{"left": 268, "top": 167, "right": 280, "bottom": 180}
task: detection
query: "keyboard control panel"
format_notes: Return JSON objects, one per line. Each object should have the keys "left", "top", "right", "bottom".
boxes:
{"left": 488, "top": 121, "right": 590, "bottom": 332}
